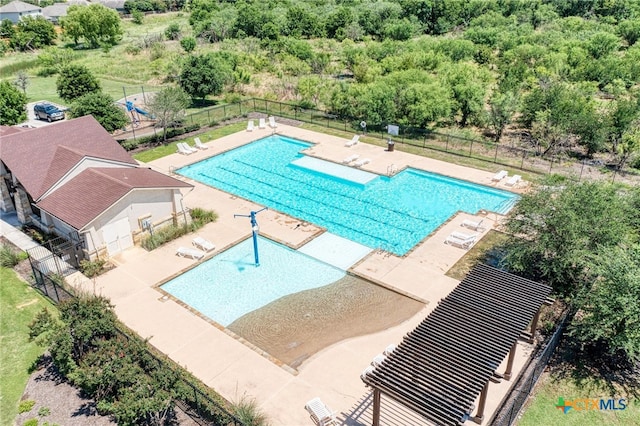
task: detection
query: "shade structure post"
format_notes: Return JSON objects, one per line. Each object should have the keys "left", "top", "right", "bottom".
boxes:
{"left": 372, "top": 389, "right": 381, "bottom": 426}
{"left": 472, "top": 382, "right": 489, "bottom": 424}
{"left": 529, "top": 307, "right": 542, "bottom": 344}
{"left": 504, "top": 341, "right": 518, "bottom": 380}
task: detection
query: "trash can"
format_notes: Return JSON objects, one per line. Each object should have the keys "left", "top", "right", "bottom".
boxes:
{"left": 387, "top": 140, "right": 395, "bottom": 152}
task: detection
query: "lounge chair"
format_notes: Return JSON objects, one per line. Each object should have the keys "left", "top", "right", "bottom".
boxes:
{"left": 304, "top": 397, "right": 337, "bottom": 426}
{"left": 268, "top": 116, "right": 277, "bottom": 129}
{"left": 505, "top": 174, "right": 522, "bottom": 187}
{"left": 177, "top": 143, "right": 193, "bottom": 155}
{"left": 194, "top": 137, "right": 208, "bottom": 150}
{"left": 258, "top": 118, "right": 266, "bottom": 129}
{"left": 445, "top": 231, "right": 478, "bottom": 250}
{"left": 176, "top": 247, "right": 205, "bottom": 259}
{"left": 247, "top": 120, "right": 254, "bottom": 132}
{"left": 353, "top": 158, "right": 371, "bottom": 168}
{"left": 193, "top": 237, "right": 215, "bottom": 252}
{"left": 371, "top": 353, "right": 386, "bottom": 367}
{"left": 342, "top": 154, "right": 360, "bottom": 164}
{"left": 345, "top": 135, "right": 359, "bottom": 147}
{"left": 180, "top": 142, "right": 197, "bottom": 154}
{"left": 461, "top": 219, "right": 485, "bottom": 231}
{"left": 492, "top": 170, "right": 508, "bottom": 182}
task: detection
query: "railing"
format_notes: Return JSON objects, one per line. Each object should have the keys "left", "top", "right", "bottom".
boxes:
{"left": 180, "top": 97, "right": 638, "bottom": 185}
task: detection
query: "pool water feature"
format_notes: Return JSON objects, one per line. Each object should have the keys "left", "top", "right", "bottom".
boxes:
{"left": 161, "top": 237, "right": 345, "bottom": 327}
{"left": 178, "top": 135, "right": 518, "bottom": 255}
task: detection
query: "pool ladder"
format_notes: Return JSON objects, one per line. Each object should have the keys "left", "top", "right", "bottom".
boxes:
{"left": 387, "top": 164, "right": 398, "bottom": 176}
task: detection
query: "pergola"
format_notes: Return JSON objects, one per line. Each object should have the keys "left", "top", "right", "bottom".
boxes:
{"left": 361, "top": 264, "right": 552, "bottom": 426}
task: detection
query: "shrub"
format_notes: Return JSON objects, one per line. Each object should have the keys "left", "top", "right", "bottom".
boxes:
{"left": 131, "top": 10, "right": 144, "bottom": 25}
{"left": 232, "top": 396, "right": 269, "bottom": 426}
{"left": 79, "top": 259, "right": 107, "bottom": 278}
{"left": 140, "top": 208, "right": 217, "bottom": 250}
{"left": 38, "top": 406, "right": 50, "bottom": 417}
{"left": 189, "top": 207, "right": 218, "bottom": 226}
{"left": 18, "top": 400, "right": 36, "bottom": 413}
{"left": 0, "top": 244, "right": 26, "bottom": 267}
{"left": 22, "top": 419, "right": 38, "bottom": 426}
{"left": 165, "top": 23, "right": 181, "bottom": 40}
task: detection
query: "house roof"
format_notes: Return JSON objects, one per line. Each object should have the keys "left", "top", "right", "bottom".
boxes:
{"left": 0, "top": 115, "right": 137, "bottom": 200}
{"left": 0, "top": 1, "right": 41, "bottom": 13}
{"left": 0, "top": 126, "right": 29, "bottom": 137}
{"left": 36, "top": 167, "right": 192, "bottom": 230}
{"left": 42, "top": 3, "right": 68, "bottom": 18}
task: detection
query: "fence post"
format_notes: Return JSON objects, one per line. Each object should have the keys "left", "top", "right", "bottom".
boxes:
{"left": 223, "top": 105, "right": 227, "bottom": 120}
{"left": 469, "top": 139, "right": 473, "bottom": 157}
{"left": 207, "top": 110, "right": 210, "bottom": 123}
{"left": 520, "top": 150, "right": 525, "bottom": 169}
{"left": 445, "top": 134, "right": 449, "bottom": 152}
{"left": 494, "top": 143, "right": 499, "bottom": 163}
{"left": 549, "top": 156, "right": 553, "bottom": 173}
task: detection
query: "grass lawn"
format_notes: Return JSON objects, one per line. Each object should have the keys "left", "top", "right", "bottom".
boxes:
{"left": 518, "top": 358, "right": 639, "bottom": 425}
{"left": 133, "top": 121, "right": 246, "bottom": 163}
{"left": 0, "top": 268, "right": 54, "bottom": 426}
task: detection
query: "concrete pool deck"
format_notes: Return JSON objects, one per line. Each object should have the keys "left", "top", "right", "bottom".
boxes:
{"left": 68, "top": 125, "right": 533, "bottom": 425}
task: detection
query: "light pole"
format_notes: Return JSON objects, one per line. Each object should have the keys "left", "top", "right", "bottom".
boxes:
{"left": 234, "top": 207, "right": 268, "bottom": 266}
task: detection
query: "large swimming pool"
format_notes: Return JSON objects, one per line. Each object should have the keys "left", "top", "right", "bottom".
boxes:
{"left": 178, "top": 135, "right": 517, "bottom": 255}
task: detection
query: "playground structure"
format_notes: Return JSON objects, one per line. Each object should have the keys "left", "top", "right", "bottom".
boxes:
{"left": 113, "top": 91, "right": 158, "bottom": 139}
{"left": 117, "top": 97, "right": 155, "bottom": 128}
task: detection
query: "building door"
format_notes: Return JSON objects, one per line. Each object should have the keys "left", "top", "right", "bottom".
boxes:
{"left": 102, "top": 217, "right": 133, "bottom": 256}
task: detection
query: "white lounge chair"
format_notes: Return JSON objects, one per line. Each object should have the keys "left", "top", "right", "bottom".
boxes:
{"left": 268, "top": 116, "right": 277, "bottom": 128}
{"left": 342, "top": 154, "right": 360, "bottom": 164}
{"left": 371, "top": 353, "right": 386, "bottom": 367}
{"left": 492, "top": 170, "right": 508, "bottom": 182}
{"left": 258, "top": 118, "right": 266, "bottom": 129}
{"left": 192, "top": 237, "right": 215, "bottom": 252}
{"left": 194, "top": 137, "right": 208, "bottom": 150}
{"left": 505, "top": 174, "right": 522, "bottom": 187}
{"left": 461, "top": 219, "right": 485, "bottom": 231}
{"left": 177, "top": 143, "right": 193, "bottom": 155}
{"left": 304, "top": 398, "right": 337, "bottom": 426}
{"left": 353, "top": 158, "right": 371, "bottom": 168}
{"left": 445, "top": 231, "right": 478, "bottom": 249}
{"left": 246, "top": 120, "right": 254, "bottom": 132}
{"left": 176, "top": 247, "right": 205, "bottom": 259}
{"left": 345, "top": 135, "right": 359, "bottom": 147}
{"left": 180, "top": 142, "right": 198, "bottom": 154}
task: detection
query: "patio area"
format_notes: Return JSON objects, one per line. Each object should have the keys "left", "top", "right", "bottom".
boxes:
{"left": 65, "top": 124, "right": 535, "bottom": 425}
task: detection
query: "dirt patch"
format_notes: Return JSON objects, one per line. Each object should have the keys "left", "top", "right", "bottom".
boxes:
{"left": 228, "top": 275, "right": 424, "bottom": 369}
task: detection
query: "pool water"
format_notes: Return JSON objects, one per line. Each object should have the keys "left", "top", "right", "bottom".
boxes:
{"left": 178, "top": 135, "right": 517, "bottom": 255}
{"left": 162, "top": 237, "right": 345, "bottom": 326}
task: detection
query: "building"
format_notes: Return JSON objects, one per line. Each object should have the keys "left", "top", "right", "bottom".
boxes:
{"left": 0, "top": 0, "right": 42, "bottom": 23}
{"left": 0, "top": 116, "right": 193, "bottom": 259}
{"left": 42, "top": 3, "right": 69, "bottom": 24}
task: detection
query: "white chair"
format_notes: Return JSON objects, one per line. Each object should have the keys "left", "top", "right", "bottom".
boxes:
{"left": 246, "top": 120, "right": 254, "bottom": 132}
{"left": 180, "top": 142, "right": 198, "bottom": 153}
{"left": 353, "top": 158, "right": 371, "bottom": 168}
{"left": 461, "top": 219, "right": 485, "bottom": 231}
{"left": 505, "top": 174, "right": 522, "bottom": 187}
{"left": 444, "top": 231, "right": 478, "bottom": 250}
{"left": 194, "top": 137, "right": 208, "bottom": 150}
{"left": 342, "top": 154, "right": 359, "bottom": 164}
{"left": 371, "top": 353, "right": 386, "bottom": 367}
{"left": 345, "top": 135, "right": 359, "bottom": 147}
{"left": 492, "top": 170, "right": 508, "bottom": 182}
{"left": 176, "top": 247, "right": 205, "bottom": 259}
{"left": 192, "top": 237, "right": 215, "bottom": 252}
{"left": 268, "top": 116, "right": 277, "bottom": 129}
{"left": 177, "top": 143, "right": 193, "bottom": 155}
{"left": 258, "top": 118, "right": 266, "bottom": 129}
{"left": 304, "top": 397, "right": 337, "bottom": 426}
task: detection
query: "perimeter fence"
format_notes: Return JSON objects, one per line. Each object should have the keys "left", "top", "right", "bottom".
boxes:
{"left": 182, "top": 98, "right": 638, "bottom": 184}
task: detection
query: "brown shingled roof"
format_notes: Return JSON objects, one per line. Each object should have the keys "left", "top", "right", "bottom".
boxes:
{"left": 0, "top": 116, "right": 137, "bottom": 200}
{"left": 36, "top": 168, "right": 192, "bottom": 230}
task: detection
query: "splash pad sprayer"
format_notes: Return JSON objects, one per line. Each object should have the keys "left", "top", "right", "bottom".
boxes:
{"left": 234, "top": 207, "right": 268, "bottom": 266}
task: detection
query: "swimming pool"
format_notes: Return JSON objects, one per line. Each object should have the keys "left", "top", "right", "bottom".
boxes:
{"left": 162, "top": 237, "right": 345, "bottom": 327}
{"left": 178, "top": 135, "right": 518, "bottom": 255}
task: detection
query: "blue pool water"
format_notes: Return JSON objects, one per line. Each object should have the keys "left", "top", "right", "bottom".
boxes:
{"left": 162, "top": 237, "right": 345, "bottom": 326}
{"left": 178, "top": 135, "right": 517, "bottom": 255}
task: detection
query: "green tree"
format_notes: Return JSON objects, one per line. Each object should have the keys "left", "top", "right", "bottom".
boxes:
{"left": 164, "top": 22, "right": 181, "bottom": 40}
{"left": 61, "top": 4, "right": 123, "bottom": 48}
{"left": 617, "top": 19, "right": 640, "bottom": 46}
{"left": 14, "top": 71, "right": 28, "bottom": 95}
{"left": 487, "top": 90, "right": 517, "bottom": 142}
{"left": 56, "top": 65, "right": 101, "bottom": 102}
{"left": 0, "top": 81, "right": 27, "bottom": 125}
{"left": 178, "top": 53, "right": 233, "bottom": 100}
{"left": 146, "top": 86, "right": 190, "bottom": 141}
{"left": 180, "top": 36, "right": 196, "bottom": 53}
{"left": 445, "top": 62, "right": 489, "bottom": 126}
{"left": 0, "top": 19, "right": 14, "bottom": 38}
{"left": 616, "top": 124, "right": 640, "bottom": 170}
{"left": 69, "top": 92, "right": 129, "bottom": 132}
{"left": 570, "top": 245, "right": 640, "bottom": 364}
{"left": 10, "top": 16, "right": 56, "bottom": 51}
{"left": 502, "top": 180, "right": 632, "bottom": 298}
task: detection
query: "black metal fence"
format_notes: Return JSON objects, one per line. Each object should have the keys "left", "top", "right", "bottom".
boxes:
{"left": 490, "top": 311, "right": 571, "bottom": 426}
{"left": 182, "top": 98, "right": 638, "bottom": 184}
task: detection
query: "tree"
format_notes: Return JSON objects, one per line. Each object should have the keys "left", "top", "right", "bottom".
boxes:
{"left": 69, "top": 92, "right": 129, "bottom": 132}
{"left": 180, "top": 36, "right": 196, "bottom": 53}
{"left": 61, "top": 4, "right": 123, "bottom": 48}
{"left": 10, "top": 16, "right": 56, "bottom": 51}
{"left": 14, "top": 71, "right": 28, "bottom": 95}
{"left": 570, "top": 245, "right": 640, "bottom": 364}
{"left": 164, "top": 22, "right": 181, "bottom": 40}
{"left": 146, "top": 86, "right": 191, "bottom": 141}
{"left": 0, "top": 19, "right": 15, "bottom": 38}
{"left": 502, "top": 180, "right": 633, "bottom": 298}
{"left": 0, "top": 81, "right": 27, "bottom": 125}
{"left": 57, "top": 65, "right": 101, "bottom": 102}
{"left": 445, "top": 62, "right": 489, "bottom": 126}
{"left": 487, "top": 90, "right": 518, "bottom": 142}
{"left": 616, "top": 124, "right": 640, "bottom": 170}
{"left": 178, "top": 53, "right": 233, "bottom": 100}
